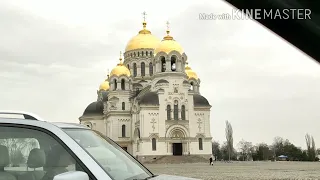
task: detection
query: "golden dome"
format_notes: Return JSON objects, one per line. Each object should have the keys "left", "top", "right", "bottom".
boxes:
{"left": 154, "top": 22, "right": 184, "bottom": 54}
{"left": 110, "top": 53, "right": 131, "bottom": 77}
{"left": 125, "top": 21, "right": 160, "bottom": 52}
{"left": 185, "top": 62, "right": 198, "bottom": 80}
{"left": 99, "top": 80, "right": 110, "bottom": 91}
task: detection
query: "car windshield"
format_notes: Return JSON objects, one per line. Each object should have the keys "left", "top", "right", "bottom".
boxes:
{"left": 63, "top": 128, "right": 153, "bottom": 180}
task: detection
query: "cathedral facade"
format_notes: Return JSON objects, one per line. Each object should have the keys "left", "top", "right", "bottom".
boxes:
{"left": 79, "top": 18, "right": 212, "bottom": 159}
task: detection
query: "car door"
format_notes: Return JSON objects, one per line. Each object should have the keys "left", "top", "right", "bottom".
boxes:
{"left": 0, "top": 123, "right": 97, "bottom": 180}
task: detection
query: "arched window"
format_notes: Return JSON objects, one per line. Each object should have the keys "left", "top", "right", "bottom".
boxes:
{"left": 198, "top": 138, "right": 203, "bottom": 150}
{"left": 174, "top": 100, "right": 178, "bottom": 120}
{"left": 121, "top": 79, "right": 125, "bottom": 90}
{"left": 152, "top": 138, "right": 156, "bottom": 151}
{"left": 113, "top": 79, "right": 117, "bottom": 90}
{"left": 166, "top": 105, "right": 171, "bottom": 120}
{"left": 146, "top": 51, "right": 148, "bottom": 56}
{"left": 149, "top": 62, "right": 153, "bottom": 76}
{"left": 133, "top": 63, "right": 137, "bottom": 77}
{"left": 127, "top": 64, "right": 130, "bottom": 70}
{"left": 171, "top": 56, "right": 176, "bottom": 71}
{"left": 190, "top": 82, "right": 194, "bottom": 91}
{"left": 181, "top": 105, "right": 186, "bottom": 120}
{"left": 161, "top": 57, "right": 166, "bottom": 72}
{"left": 141, "top": 62, "right": 145, "bottom": 76}
{"left": 122, "top": 125, "right": 126, "bottom": 137}
{"left": 138, "top": 52, "right": 140, "bottom": 56}
{"left": 122, "top": 102, "right": 125, "bottom": 110}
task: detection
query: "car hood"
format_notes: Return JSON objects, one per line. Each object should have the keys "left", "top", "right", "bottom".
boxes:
{"left": 152, "top": 174, "right": 200, "bottom": 180}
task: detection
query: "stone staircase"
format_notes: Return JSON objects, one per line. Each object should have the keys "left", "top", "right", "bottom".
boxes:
{"left": 144, "top": 155, "right": 209, "bottom": 164}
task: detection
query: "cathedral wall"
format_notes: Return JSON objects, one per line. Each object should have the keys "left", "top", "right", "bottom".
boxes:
{"left": 189, "top": 141, "right": 212, "bottom": 155}
{"left": 139, "top": 141, "right": 167, "bottom": 156}
{"left": 93, "top": 120, "right": 106, "bottom": 136}
{"left": 107, "top": 92, "right": 131, "bottom": 111}
{"left": 108, "top": 115, "right": 131, "bottom": 141}
{"left": 81, "top": 118, "right": 106, "bottom": 136}
{"left": 189, "top": 110, "right": 211, "bottom": 138}
{"left": 139, "top": 108, "right": 161, "bottom": 137}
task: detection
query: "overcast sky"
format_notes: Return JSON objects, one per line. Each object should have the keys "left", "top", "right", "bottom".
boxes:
{"left": 1, "top": 0, "right": 319, "bottom": 149}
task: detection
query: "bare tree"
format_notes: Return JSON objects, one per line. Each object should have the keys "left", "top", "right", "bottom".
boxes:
{"left": 212, "top": 141, "right": 220, "bottom": 160}
{"left": 305, "top": 133, "right": 316, "bottom": 161}
{"left": 238, "top": 139, "right": 253, "bottom": 161}
{"left": 272, "top": 136, "right": 284, "bottom": 157}
{"left": 311, "top": 136, "right": 316, "bottom": 158}
{"left": 225, "top": 120, "right": 233, "bottom": 161}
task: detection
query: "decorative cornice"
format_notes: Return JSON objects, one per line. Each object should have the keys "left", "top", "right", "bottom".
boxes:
{"left": 79, "top": 115, "right": 104, "bottom": 121}
{"left": 139, "top": 106, "right": 159, "bottom": 109}
{"left": 148, "top": 112, "right": 159, "bottom": 116}
{"left": 194, "top": 107, "right": 211, "bottom": 111}
{"left": 118, "top": 118, "right": 131, "bottom": 122}
{"left": 165, "top": 120, "right": 189, "bottom": 125}
{"left": 194, "top": 113, "right": 205, "bottom": 116}
{"left": 153, "top": 72, "right": 187, "bottom": 79}
{"left": 139, "top": 137, "right": 212, "bottom": 142}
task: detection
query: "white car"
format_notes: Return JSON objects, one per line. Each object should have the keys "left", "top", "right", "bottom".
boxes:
{"left": 0, "top": 111, "right": 199, "bottom": 180}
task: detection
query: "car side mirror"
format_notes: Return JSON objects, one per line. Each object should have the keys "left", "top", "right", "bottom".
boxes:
{"left": 53, "top": 171, "right": 89, "bottom": 180}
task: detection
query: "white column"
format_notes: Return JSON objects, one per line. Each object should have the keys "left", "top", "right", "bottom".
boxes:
{"left": 166, "top": 59, "right": 171, "bottom": 72}
{"left": 137, "top": 64, "right": 141, "bottom": 76}
{"left": 117, "top": 82, "right": 121, "bottom": 90}
{"left": 177, "top": 61, "right": 181, "bottom": 72}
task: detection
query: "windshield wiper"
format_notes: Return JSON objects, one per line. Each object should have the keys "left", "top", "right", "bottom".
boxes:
{"left": 133, "top": 175, "right": 158, "bottom": 180}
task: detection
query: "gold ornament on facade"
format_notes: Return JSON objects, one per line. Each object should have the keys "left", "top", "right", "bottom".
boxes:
{"left": 110, "top": 51, "right": 131, "bottom": 77}
{"left": 185, "top": 61, "right": 198, "bottom": 80}
{"left": 125, "top": 12, "right": 160, "bottom": 52}
{"left": 154, "top": 21, "right": 184, "bottom": 54}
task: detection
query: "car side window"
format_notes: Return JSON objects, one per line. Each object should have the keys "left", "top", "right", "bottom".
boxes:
{"left": 0, "top": 126, "right": 93, "bottom": 180}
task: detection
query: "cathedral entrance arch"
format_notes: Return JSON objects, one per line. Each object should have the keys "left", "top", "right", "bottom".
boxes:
{"left": 167, "top": 126, "right": 188, "bottom": 156}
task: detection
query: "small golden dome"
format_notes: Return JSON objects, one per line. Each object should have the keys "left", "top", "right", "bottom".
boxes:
{"left": 110, "top": 52, "right": 131, "bottom": 77}
{"left": 99, "top": 80, "right": 110, "bottom": 91}
{"left": 185, "top": 62, "right": 198, "bottom": 80}
{"left": 125, "top": 21, "right": 160, "bottom": 52}
{"left": 154, "top": 22, "right": 184, "bottom": 54}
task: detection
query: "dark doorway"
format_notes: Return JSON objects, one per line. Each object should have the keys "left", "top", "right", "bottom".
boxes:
{"left": 122, "top": 147, "right": 128, "bottom": 151}
{"left": 172, "top": 143, "right": 182, "bottom": 156}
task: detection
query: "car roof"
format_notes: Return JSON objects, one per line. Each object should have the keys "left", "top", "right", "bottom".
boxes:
{"left": 52, "top": 122, "right": 89, "bottom": 129}
{"left": 0, "top": 117, "right": 88, "bottom": 129}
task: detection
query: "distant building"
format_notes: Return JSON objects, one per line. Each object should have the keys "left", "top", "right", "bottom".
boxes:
{"left": 78, "top": 16, "right": 212, "bottom": 160}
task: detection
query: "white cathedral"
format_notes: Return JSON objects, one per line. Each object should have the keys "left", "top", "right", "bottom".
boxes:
{"left": 79, "top": 17, "right": 212, "bottom": 160}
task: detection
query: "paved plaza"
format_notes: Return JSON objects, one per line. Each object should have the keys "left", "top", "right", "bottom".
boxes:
{"left": 145, "top": 161, "right": 320, "bottom": 180}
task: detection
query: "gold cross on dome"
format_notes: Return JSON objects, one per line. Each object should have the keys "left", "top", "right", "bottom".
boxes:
{"left": 142, "top": 11, "right": 147, "bottom": 21}
{"left": 120, "top": 51, "right": 122, "bottom": 59}
{"left": 166, "top": 21, "right": 170, "bottom": 30}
